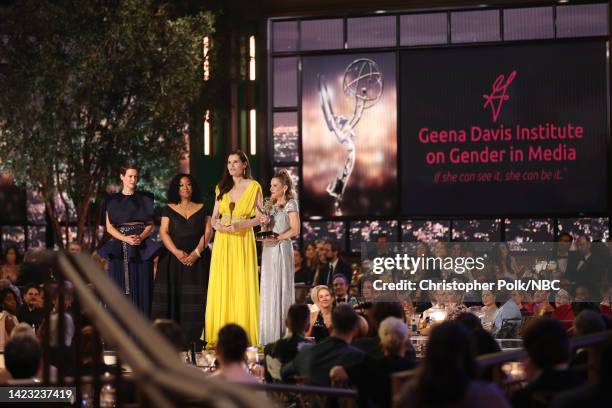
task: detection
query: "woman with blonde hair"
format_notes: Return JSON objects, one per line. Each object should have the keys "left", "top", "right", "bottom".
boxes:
{"left": 258, "top": 170, "right": 300, "bottom": 345}
{"left": 306, "top": 285, "right": 333, "bottom": 343}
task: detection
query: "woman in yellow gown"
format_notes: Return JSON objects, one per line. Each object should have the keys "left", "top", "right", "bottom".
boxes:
{"left": 205, "top": 150, "right": 263, "bottom": 346}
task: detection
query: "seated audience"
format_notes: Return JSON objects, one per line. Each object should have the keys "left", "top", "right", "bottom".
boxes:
{"left": 331, "top": 316, "right": 417, "bottom": 407}
{"left": 17, "top": 284, "right": 43, "bottom": 327}
{"left": 331, "top": 274, "right": 358, "bottom": 307}
{"left": 281, "top": 304, "right": 364, "bottom": 386}
{"left": 553, "top": 334, "right": 612, "bottom": 408}
{"left": 305, "top": 285, "right": 333, "bottom": 343}
{"left": 395, "top": 321, "right": 509, "bottom": 407}
{"left": 0, "top": 288, "right": 19, "bottom": 351}
{"left": 213, "top": 324, "right": 258, "bottom": 383}
{"left": 264, "top": 304, "right": 312, "bottom": 382}
{"left": 511, "top": 318, "right": 585, "bottom": 407}
{"left": 3, "top": 334, "right": 41, "bottom": 383}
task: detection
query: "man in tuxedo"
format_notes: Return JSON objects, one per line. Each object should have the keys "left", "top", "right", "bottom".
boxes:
{"left": 281, "top": 304, "right": 364, "bottom": 386}
{"left": 332, "top": 274, "right": 358, "bottom": 307}
{"left": 16, "top": 284, "right": 43, "bottom": 327}
{"left": 315, "top": 241, "right": 352, "bottom": 286}
{"left": 566, "top": 235, "right": 601, "bottom": 294}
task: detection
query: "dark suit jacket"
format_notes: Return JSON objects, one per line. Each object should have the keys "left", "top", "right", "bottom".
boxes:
{"left": 294, "top": 265, "right": 314, "bottom": 285}
{"left": 315, "top": 259, "right": 352, "bottom": 286}
{"left": 264, "top": 334, "right": 308, "bottom": 365}
{"left": 314, "top": 263, "right": 331, "bottom": 286}
{"left": 16, "top": 304, "right": 43, "bottom": 327}
{"left": 566, "top": 252, "right": 603, "bottom": 292}
{"left": 511, "top": 369, "right": 586, "bottom": 408}
{"left": 281, "top": 336, "right": 365, "bottom": 386}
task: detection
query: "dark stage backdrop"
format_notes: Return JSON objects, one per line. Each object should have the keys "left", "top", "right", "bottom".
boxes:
{"left": 302, "top": 52, "right": 397, "bottom": 217}
{"left": 400, "top": 41, "right": 608, "bottom": 215}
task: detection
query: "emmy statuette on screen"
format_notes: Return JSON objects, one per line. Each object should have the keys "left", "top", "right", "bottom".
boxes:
{"left": 255, "top": 197, "right": 278, "bottom": 240}
{"left": 318, "top": 58, "right": 384, "bottom": 215}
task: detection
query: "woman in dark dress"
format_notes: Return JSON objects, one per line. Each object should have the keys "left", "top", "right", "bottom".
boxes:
{"left": 99, "top": 164, "right": 160, "bottom": 317}
{"left": 151, "top": 174, "right": 211, "bottom": 349}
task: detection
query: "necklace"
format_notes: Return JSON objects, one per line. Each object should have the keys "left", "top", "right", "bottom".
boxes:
{"left": 178, "top": 201, "right": 191, "bottom": 215}
{"left": 122, "top": 189, "right": 135, "bottom": 196}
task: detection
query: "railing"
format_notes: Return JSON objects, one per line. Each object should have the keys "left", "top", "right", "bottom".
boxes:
{"left": 391, "top": 329, "right": 612, "bottom": 397}
{"left": 27, "top": 251, "right": 358, "bottom": 407}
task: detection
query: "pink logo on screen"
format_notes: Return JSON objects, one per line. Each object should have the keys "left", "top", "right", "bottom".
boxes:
{"left": 482, "top": 70, "right": 517, "bottom": 123}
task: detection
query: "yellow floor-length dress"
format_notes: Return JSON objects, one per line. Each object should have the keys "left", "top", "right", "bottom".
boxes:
{"left": 204, "top": 180, "right": 261, "bottom": 346}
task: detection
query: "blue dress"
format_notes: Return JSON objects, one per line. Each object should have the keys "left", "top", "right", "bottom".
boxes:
{"left": 99, "top": 192, "right": 160, "bottom": 317}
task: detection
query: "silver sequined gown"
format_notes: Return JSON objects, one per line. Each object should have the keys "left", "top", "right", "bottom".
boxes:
{"left": 259, "top": 199, "right": 298, "bottom": 345}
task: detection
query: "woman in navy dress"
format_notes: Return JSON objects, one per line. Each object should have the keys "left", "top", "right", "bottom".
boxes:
{"left": 151, "top": 174, "right": 212, "bottom": 349}
{"left": 99, "top": 164, "right": 160, "bottom": 317}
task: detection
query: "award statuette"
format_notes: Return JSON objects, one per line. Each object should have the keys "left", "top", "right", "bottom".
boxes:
{"left": 318, "top": 58, "right": 383, "bottom": 215}
{"left": 255, "top": 197, "right": 278, "bottom": 240}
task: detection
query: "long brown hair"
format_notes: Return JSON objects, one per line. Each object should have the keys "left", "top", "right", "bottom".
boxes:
{"left": 217, "top": 150, "right": 252, "bottom": 201}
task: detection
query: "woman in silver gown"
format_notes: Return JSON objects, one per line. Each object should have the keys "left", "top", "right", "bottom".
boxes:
{"left": 258, "top": 170, "right": 300, "bottom": 345}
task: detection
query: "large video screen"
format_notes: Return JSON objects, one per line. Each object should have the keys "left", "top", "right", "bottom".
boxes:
{"left": 400, "top": 41, "right": 608, "bottom": 215}
{"left": 302, "top": 52, "right": 397, "bottom": 217}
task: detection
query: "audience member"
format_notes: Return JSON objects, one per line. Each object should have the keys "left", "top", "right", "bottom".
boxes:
{"left": 305, "top": 285, "right": 333, "bottom": 343}
{"left": 550, "top": 232, "right": 574, "bottom": 279}
{"left": 312, "top": 240, "right": 330, "bottom": 285}
{"left": 3, "top": 334, "right": 41, "bottom": 383}
{"left": 570, "top": 310, "right": 607, "bottom": 368}
{"left": 331, "top": 274, "right": 357, "bottom": 307}
{"left": 491, "top": 243, "right": 520, "bottom": 280}
{"left": 153, "top": 318, "right": 184, "bottom": 353}
{"left": 315, "top": 241, "right": 351, "bottom": 285}
{"left": 553, "top": 289, "right": 575, "bottom": 330}
{"left": 16, "top": 250, "right": 49, "bottom": 286}
{"left": 0, "top": 244, "right": 22, "bottom": 284}
{"left": 492, "top": 290, "right": 522, "bottom": 337}
{"left": 395, "top": 321, "right": 509, "bottom": 407}
{"left": 281, "top": 304, "right": 364, "bottom": 386}
{"left": 353, "top": 301, "right": 406, "bottom": 358}
{"left": 293, "top": 249, "right": 313, "bottom": 285}
{"left": 332, "top": 316, "right": 416, "bottom": 407}
{"left": 566, "top": 235, "right": 601, "bottom": 295}
{"left": 264, "top": 304, "right": 312, "bottom": 370}
{"left": 480, "top": 290, "right": 498, "bottom": 329}
{"left": 16, "top": 284, "right": 43, "bottom": 327}
{"left": 0, "top": 288, "right": 19, "bottom": 351}
{"left": 511, "top": 318, "right": 585, "bottom": 407}
{"left": 213, "top": 324, "right": 258, "bottom": 383}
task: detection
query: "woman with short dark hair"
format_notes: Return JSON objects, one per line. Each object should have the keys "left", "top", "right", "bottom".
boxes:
{"left": 98, "top": 164, "right": 160, "bottom": 317}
